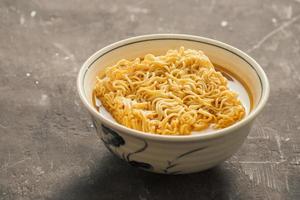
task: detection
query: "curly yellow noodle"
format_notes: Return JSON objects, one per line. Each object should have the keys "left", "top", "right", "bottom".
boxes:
{"left": 93, "top": 47, "right": 245, "bottom": 135}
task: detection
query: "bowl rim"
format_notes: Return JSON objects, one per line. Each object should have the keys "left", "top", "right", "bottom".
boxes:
{"left": 77, "top": 34, "right": 270, "bottom": 142}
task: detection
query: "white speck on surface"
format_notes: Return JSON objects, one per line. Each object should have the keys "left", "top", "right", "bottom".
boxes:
{"left": 130, "top": 14, "right": 135, "bottom": 22}
{"left": 26, "top": 73, "right": 31, "bottom": 77}
{"left": 39, "top": 94, "right": 49, "bottom": 106}
{"left": 272, "top": 18, "right": 277, "bottom": 25}
{"left": 74, "top": 100, "right": 79, "bottom": 106}
{"left": 221, "top": 20, "right": 228, "bottom": 27}
{"left": 64, "top": 56, "right": 70, "bottom": 60}
{"left": 55, "top": 53, "right": 59, "bottom": 56}
{"left": 35, "top": 166, "right": 45, "bottom": 175}
{"left": 30, "top": 11, "right": 36, "bottom": 18}
{"left": 32, "top": 166, "right": 44, "bottom": 176}
{"left": 20, "top": 15, "right": 25, "bottom": 25}
{"left": 54, "top": 42, "right": 77, "bottom": 63}
{"left": 290, "top": 157, "right": 300, "bottom": 165}
{"left": 35, "top": 80, "right": 39, "bottom": 85}
{"left": 285, "top": 138, "right": 290, "bottom": 142}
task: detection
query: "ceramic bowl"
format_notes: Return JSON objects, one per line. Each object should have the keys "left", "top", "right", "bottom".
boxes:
{"left": 77, "top": 34, "right": 270, "bottom": 174}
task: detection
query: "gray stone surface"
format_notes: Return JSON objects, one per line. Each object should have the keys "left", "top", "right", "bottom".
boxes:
{"left": 0, "top": 0, "right": 300, "bottom": 199}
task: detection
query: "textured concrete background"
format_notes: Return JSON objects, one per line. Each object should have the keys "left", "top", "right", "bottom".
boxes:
{"left": 0, "top": 0, "right": 300, "bottom": 199}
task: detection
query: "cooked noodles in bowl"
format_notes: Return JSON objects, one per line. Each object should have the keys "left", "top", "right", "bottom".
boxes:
{"left": 93, "top": 47, "right": 246, "bottom": 135}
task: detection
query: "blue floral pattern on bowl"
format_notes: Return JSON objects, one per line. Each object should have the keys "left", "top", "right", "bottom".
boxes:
{"left": 98, "top": 123, "right": 153, "bottom": 171}
{"left": 101, "top": 124, "right": 125, "bottom": 147}
{"left": 163, "top": 146, "right": 207, "bottom": 174}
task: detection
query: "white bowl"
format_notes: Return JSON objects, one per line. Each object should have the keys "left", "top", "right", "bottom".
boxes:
{"left": 77, "top": 34, "right": 270, "bottom": 174}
